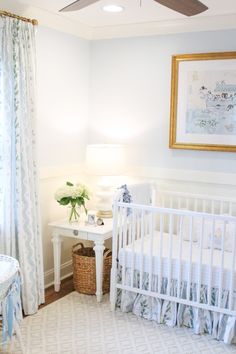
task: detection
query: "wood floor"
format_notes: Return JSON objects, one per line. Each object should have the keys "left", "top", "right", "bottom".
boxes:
{"left": 40, "top": 276, "right": 74, "bottom": 309}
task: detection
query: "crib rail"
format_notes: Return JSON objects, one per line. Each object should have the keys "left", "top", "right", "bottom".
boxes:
{"left": 110, "top": 201, "right": 236, "bottom": 317}
{"left": 158, "top": 190, "right": 236, "bottom": 216}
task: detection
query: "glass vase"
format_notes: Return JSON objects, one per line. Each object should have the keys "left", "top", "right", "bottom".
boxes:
{"left": 68, "top": 205, "right": 80, "bottom": 223}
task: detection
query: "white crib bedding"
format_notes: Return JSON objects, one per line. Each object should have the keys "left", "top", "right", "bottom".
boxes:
{"left": 118, "top": 231, "right": 236, "bottom": 291}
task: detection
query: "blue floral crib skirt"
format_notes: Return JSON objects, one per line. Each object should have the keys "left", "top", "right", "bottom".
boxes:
{"left": 116, "top": 269, "right": 236, "bottom": 345}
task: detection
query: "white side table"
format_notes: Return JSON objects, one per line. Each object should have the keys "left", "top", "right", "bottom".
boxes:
{"left": 49, "top": 217, "right": 113, "bottom": 302}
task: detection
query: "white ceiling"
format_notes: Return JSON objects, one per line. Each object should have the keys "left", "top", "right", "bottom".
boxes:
{"left": 1, "top": 0, "right": 236, "bottom": 39}
{"left": 15, "top": 0, "right": 236, "bottom": 26}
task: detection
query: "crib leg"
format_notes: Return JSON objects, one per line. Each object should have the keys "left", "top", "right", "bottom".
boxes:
{"left": 110, "top": 267, "right": 117, "bottom": 311}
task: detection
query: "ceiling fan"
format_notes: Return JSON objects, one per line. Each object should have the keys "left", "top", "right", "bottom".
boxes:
{"left": 59, "top": 0, "right": 208, "bottom": 17}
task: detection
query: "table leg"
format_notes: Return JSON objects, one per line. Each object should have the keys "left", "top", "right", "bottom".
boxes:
{"left": 93, "top": 239, "right": 105, "bottom": 302}
{"left": 52, "top": 232, "right": 62, "bottom": 292}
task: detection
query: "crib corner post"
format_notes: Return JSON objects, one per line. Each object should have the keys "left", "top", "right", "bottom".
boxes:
{"left": 110, "top": 199, "right": 119, "bottom": 311}
{"left": 110, "top": 266, "right": 117, "bottom": 311}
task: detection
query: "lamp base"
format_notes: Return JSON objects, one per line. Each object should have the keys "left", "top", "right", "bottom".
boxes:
{"left": 96, "top": 210, "right": 113, "bottom": 218}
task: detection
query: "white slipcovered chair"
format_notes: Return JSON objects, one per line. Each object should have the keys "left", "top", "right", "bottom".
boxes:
{"left": 0, "top": 254, "right": 22, "bottom": 350}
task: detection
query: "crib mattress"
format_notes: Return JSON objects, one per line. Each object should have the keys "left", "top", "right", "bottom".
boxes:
{"left": 118, "top": 231, "right": 236, "bottom": 290}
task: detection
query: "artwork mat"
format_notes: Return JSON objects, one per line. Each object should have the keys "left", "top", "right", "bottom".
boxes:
{"left": 169, "top": 52, "right": 236, "bottom": 152}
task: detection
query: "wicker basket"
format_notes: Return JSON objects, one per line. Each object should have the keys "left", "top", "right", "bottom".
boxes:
{"left": 72, "top": 243, "right": 112, "bottom": 295}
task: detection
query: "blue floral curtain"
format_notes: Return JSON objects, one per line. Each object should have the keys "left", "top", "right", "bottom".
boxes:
{"left": 0, "top": 16, "right": 44, "bottom": 314}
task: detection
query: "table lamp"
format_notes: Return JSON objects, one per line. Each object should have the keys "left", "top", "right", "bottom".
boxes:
{"left": 86, "top": 144, "right": 125, "bottom": 218}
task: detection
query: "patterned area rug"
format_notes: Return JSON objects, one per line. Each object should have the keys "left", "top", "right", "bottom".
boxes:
{"left": 8, "top": 292, "right": 236, "bottom": 353}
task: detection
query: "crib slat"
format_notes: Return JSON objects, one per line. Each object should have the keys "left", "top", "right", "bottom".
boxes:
{"left": 122, "top": 208, "right": 127, "bottom": 247}
{"left": 170, "top": 196, "right": 173, "bottom": 209}
{"left": 203, "top": 199, "right": 207, "bottom": 213}
{"left": 194, "top": 199, "right": 198, "bottom": 212}
{"left": 186, "top": 198, "right": 189, "bottom": 210}
{"left": 167, "top": 213, "right": 173, "bottom": 296}
{"left": 121, "top": 206, "right": 128, "bottom": 287}
{"left": 229, "top": 202, "right": 233, "bottom": 216}
{"left": 139, "top": 209, "right": 145, "bottom": 290}
{"left": 160, "top": 195, "right": 163, "bottom": 207}
{"left": 119, "top": 207, "right": 124, "bottom": 254}
{"left": 136, "top": 212, "right": 141, "bottom": 243}
{"left": 158, "top": 213, "right": 164, "bottom": 294}
{"left": 128, "top": 215, "right": 132, "bottom": 244}
{"left": 148, "top": 212, "right": 154, "bottom": 292}
{"left": 229, "top": 222, "right": 236, "bottom": 310}
{"left": 178, "top": 197, "right": 181, "bottom": 209}
{"left": 177, "top": 215, "right": 183, "bottom": 298}
{"left": 208, "top": 219, "right": 215, "bottom": 306}
{"left": 131, "top": 209, "right": 136, "bottom": 288}
{"left": 162, "top": 196, "right": 165, "bottom": 208}
{"left": 211, "top": 200, "right": 214, "bottom": 214}
{"left": 220, "top": 201, "right": 223, "bottom": 215}
{"left": 187, "top": 216, "right": 193, "bottom": 301}
{"left": 218, "top": 220, "right": 226, "bottom": 308}
{"left": 197, "top": 217, "right": 204, "bottom": 304}
{"left": 144, "top": 210, "right": 148, "bottom": 238}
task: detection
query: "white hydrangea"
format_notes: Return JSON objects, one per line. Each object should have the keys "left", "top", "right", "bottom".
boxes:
{"left": 55, "top": 183, "right": 89, "bottom": 202}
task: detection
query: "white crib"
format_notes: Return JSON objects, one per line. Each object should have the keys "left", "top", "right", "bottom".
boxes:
{"left": 110, "top": 185, "right": 236, "bottom": 344}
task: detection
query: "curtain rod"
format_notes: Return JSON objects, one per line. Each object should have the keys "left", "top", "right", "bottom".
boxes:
{"left": 0, "top": 10, "right": 38, "bottom": 25}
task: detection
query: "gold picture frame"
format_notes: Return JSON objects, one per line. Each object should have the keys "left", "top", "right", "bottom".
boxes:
{"left": 169, "top": 51, "right": 236, "bottom": 152}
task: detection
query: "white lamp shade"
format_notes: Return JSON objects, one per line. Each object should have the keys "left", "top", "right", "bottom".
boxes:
{"left": 86, "top": 144, "right": 125, "bottom": 176}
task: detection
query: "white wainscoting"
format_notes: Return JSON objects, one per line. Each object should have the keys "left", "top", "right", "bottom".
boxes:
{"left": 40, "top": 164, "right": 236, "bottom": 288}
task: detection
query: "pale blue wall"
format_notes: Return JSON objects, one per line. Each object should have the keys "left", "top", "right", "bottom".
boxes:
{"left": 89, "top": 30, "right": 236, "bottom": 174}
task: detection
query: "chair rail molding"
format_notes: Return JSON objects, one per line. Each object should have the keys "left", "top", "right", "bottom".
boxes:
{"left": 128, "top": 166, "right": 236, "bottom": 187}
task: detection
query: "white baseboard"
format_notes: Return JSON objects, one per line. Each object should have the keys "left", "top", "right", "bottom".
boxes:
{"left": 44, "top": 260, "right": 73, "bottom": 289}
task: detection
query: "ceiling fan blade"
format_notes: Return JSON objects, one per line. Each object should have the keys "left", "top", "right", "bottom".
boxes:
{"left": 59, "top": 0, "right": 99, "bottom": 12}
{"left": 154, "top": 0, "right": 208, "bottom": 16}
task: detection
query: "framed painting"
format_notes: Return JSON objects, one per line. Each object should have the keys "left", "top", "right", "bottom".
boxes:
{"left": 169, "top": 52, "right": 236, "bottom": 152}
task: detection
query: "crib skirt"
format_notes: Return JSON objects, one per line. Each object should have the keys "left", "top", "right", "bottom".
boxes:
{"left": 116, "top": 269, "right": 236, "bottom": 345}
